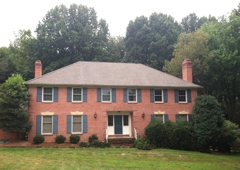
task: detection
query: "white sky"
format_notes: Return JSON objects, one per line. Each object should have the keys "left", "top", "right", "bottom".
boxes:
{"left": 0, "top": 0, "right": 239, "bottom": 47}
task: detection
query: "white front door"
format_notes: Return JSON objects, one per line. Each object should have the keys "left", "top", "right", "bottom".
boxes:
{"left": 107, "top": 112, "right": 131, "bottom": 136}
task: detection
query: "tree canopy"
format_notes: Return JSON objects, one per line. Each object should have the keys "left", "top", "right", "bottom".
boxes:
{"left": 0, "top": 74, "right": 32, "bottom": 137}
{"left": 124, "top": 13, "right": 181, "bottom": 70}
{"left": 35, "top": 4, "right": 110, "bottom": 74}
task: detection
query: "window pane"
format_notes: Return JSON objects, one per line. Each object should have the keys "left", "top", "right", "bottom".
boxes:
{"left": 128, "top": 89, "right": 136, "bottom": 95}
{"left": 123, "top": 115, "right": 128, "bottom": 126}
{"left": 44, "top": 88, "right": 52, "bottom": 94}
{"left": 155, "top": 115, "right": 163, "bottom": 122}
{"left": 155, "top": 90, "right": 162, "bottom": 96}
{"left": 44, "top": 94, "right": 52, "bottom": 101}
{"left": 73, "top": 88, "right": 81, "bottom": 94}
{"left": 108, "top": 115, "right": 113, "bottom": 126}
{"left": 42, "top": 116, "right": 52, "bottom": 133}
{"left": 73, "top": 116, "right": 82, "bottom": 133}
{"left": 129, "top": 96, "right": 136, "bottom": 101}
{"left": 103, "top": 95, "right": 110, "bottom": 101}
{"left": 179, "top": 96, "right": 186, "bottom": 102}
{"left": 73, "top": 95, "right": 81, "bottom": 101}
{"left": 179, "top": 115, "right": 188, "bottom": 121}
{"left": 155, "top": 96, "right": 162, "bottom": 102}
{"left": 102, "top": 88, "right": 110, "bottom": 95}
{"left": 179, "top": 90, "right": 185, "bottom": 95}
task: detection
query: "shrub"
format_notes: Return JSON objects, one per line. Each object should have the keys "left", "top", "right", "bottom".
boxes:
{"left": 134, "top": 138, "right": 151, "bottom": 150}
{"left": 69, "top": 135, "right": 80, "bottom": 144}
{"left": 218, "top": 120, "right": 240, "bottom": 153}
{"left": 79, "top": 142, "right": 89, "bottom": 147}
{"left": 55, "top": 135, "right": 66, "bottom": 143}
{"left": 33, "top": 135, "right": 44, "bottom": 144}
{"left": 145, "top": 120, "right": 174, "bottom": 148}
{"left": 171, "top": 121, "right": 195, "bottom": 150}
{"left": 193, "top": 95, "right": 224, "bottom": 151}
{"left": 89, "top": 134, "right": 98, "bottom": 143}
{"left": 89, "top": 140, "right": 110, "bottom": 148}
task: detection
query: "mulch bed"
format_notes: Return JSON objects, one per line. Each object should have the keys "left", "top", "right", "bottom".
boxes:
{"left": 0, "top": 140, "right": 79, "bottom": 148}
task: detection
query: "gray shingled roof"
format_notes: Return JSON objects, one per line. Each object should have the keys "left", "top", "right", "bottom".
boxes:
{"left": 26, "top": 61, "right": 201, "bottom": 88}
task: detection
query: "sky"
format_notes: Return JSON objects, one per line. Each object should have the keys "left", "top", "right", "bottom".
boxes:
{"left": 0, "top": 0, "right": 239, "bottom": 47}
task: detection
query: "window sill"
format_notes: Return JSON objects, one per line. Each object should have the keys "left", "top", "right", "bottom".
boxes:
{"left": 179, "top": 101, "right": 187, "bottom": 104}
{"left": 154, "top": 101, "right": 164, "bottom": 103}
{"left": 41, "top": 133, "right": 53, "bottom": 135}
{"left": 72, "top": 101, "right": 83, "bottom": 103}
{"left": 72, "top": 132, "right": 83, "bottom": 135}
{"left": 128, "top": 101, "right": 137, "bottom": 103}
{"left": 102, "top": 101, "right": 112, "bottom": 103}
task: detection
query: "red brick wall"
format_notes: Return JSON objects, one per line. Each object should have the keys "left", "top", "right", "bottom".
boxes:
{"left": 0, "top": 130, "right": 25, "bottom": 140}
{"left": 27, "top": 87, "right": 197, "bottom": 142}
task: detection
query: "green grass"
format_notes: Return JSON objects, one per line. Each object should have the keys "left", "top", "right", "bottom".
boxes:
{"left": 0, "top": 148, "right": 239, "bottom": 170}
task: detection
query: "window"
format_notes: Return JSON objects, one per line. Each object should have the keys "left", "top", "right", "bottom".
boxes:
{"left": 128, "top": 89, "right": 137, "bottom": 102}
{"left": 176, "top": 114, "right": 192, "bottom": 122}
{"left": 43, "top": 87, "right": 53, "bottom": 101}
{"left": 151, "top": 114, "right": 168, "bottom": 123}
{"left": 102, "top": 88, "right": 111, "bottom": 102}
{"left": 179, "top": 90, "right": 187, "bottom": 103}
{"left": 42, "top": 116, "right": 52, "bottom": 134}
{"left": 123, "top": 115, "right": 128, "bottom": 126}
{"left": 155, "top": 90, "right": 163, "bottom": 102}
{"left": 72, "top": 115, "right": 82, "bottom": 133}
{"left": 108, "top": 115, "right": 113, "bottom": 126}
{"left": 72, "top": 88, "right": 82, "bottom": 102}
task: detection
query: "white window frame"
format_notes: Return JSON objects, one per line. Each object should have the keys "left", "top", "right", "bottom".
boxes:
{"left": 101, "top": 88, "right": 111, "bottom": 102}
{"left": 178, "top": 114, "right": 189, "bottom": 122}
{"left": 155, "top": 114, "right": 166, "bottom": 123}
{"left": 41, "top": 116, "right": 53, "bottom": 135}
{"left": 179, "top": 90, "right": 187, "bottom": 103}
{"left": 154, "top": 89, "right": 163, "bottom": 103}
{"left": 42, "top": 87, "right": 53, "bottom": 102}
{"left": 128, "top": 89, "right": 137, "bottom": 103}
{"left": 71, "top": 115, "right": 83, "bottom": 134}
{"left": 72, "top": 88, "right": 82, "bottom": 102}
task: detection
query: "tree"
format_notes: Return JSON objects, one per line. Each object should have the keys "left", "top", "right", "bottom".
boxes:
{"left": 181, "top": 13, "right": 217, "bottom": 33}
{"left": 35, "top": 4, "right": 110, "bottom": 74}
{"left": 193, "top": 95, "right": 224, "bottom": 151}
{"left": 106, "top": 36, "right": 126, "bottom": 62}
{"left": 0, "top": 47, "right": 15, "bottom": 84}
{"left": 9, "top": 30, "right": 37, "bottom": 81}
{"left": 0, "top": 74, "right": 32, "bottom": 138}
{"left": 163, "top": 30, "right": 211, "bottom": 93}
{"left": 124, "top": 13, "right": 181, "bottom": 70}
{"left": 201, "top": 11, "right": 240, "bottom": 124}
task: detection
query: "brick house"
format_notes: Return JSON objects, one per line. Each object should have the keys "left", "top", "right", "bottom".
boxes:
{"left": 1, "top": 59, "right": 200, "bottom": 143}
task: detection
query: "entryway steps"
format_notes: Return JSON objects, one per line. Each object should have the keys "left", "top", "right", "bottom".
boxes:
{"left": 108, "top": 136, "right": 135, "bottom": 146}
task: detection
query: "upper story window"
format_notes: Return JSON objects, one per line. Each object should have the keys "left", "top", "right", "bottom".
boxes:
{"left": 179, "top": 90, "right": 187, "bottom": 103}
{"left": 155, "top": 90, "right": 163, "bottom": 102}
{"left": 128, "top": 89, "right": 137, "bottom": 102}
{"left": 43, "top": 87, "right": 53, "bottom": 102}
{"left": 102, "top": 88, "right": 111, "bottom": 102}
{"left": 174, "top": 89, "right": 191, "bottom": 103}
{"left": 72, "top": 88, "right": 82, "bottom": 102}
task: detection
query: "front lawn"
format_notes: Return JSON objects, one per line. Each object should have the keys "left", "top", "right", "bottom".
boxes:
{"left": 0, "top": 148, "right": 239, "bottom": 170}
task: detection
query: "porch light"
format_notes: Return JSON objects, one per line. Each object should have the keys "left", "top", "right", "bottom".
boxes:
{"left": 94, "top": 112, "right": 97, "bottom": 118}
{"left": 142, "top": 112, "right": 145, "bottom": 118}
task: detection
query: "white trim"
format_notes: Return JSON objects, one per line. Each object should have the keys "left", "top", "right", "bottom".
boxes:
{"left": 42, "top": 87, "right": 53, "bottom": 102}
{"left": 127, "top": 89, "right": 137, "bottom": 103}
{"left": 101, "top": 88, "right": 112, "bottom": 102}
{"left": 154, "top": 89, "right": 163, "bottom": 103}
{"left": 72, "top": 88, "right": 82, "bottom": 102}
{"left": 179, "top": 90, "right": 187, "bottom": 103}
{"left": 71, "top": 115, "right": 83, "bottom": 134}
{"left": 41, "top": 115, "right": 53, "bottom": 135}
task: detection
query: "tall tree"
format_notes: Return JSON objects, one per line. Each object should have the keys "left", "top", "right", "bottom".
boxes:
{"left": 163, "top": 30, "right": 211, "bottom": 93}
{"left": 124, "top": 13, "right": 181, "bottom": 70}
{"left": 35, "top": 4, "right": 110, "bottom": 74}
{"left": 0, "top": 47, "right": 15, "bottom": 84}
{"left": 201, "top": 11, "right": 240, "bottom": 124}
{"left": 181, "top": 13, "right": 217, "bottom": 33}
{"left": 0, "top": 74, "right": 32, "bottom": 138}
{"left": 9, "top": 30, "right": 37, "bottom": 81}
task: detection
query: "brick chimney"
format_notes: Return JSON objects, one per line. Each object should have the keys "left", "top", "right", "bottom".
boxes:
{"left": 182, "top": 59, "right": 192, "bottom": 83}
{"left": 35, "top": 60, "right": 42, "bottom": 78}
